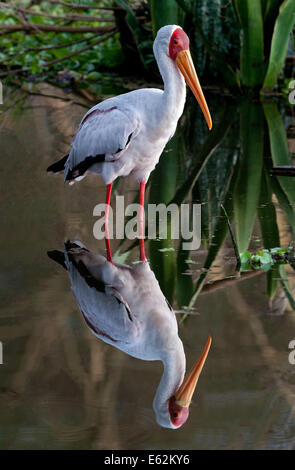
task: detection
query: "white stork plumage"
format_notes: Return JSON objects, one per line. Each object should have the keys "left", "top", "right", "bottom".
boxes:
{"left": 48, "top": 241, "right": 211, "bottom": 429}
{"left": 47, "top": 25, "right": 212, "bottom": 215}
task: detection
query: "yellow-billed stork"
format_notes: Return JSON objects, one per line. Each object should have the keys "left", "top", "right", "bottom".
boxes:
{"left": 48, "top": 240, "right": 211, "bottom": 429}
{"left": 47, "top": 25, "right": 212, "bottom": 218}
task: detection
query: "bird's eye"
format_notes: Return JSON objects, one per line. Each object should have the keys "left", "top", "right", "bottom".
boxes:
{"left": 174, "top": 40, "right": 179, "bottom": 46}
{"left": 173, "top": 412, "right": 179, "bottom": 418}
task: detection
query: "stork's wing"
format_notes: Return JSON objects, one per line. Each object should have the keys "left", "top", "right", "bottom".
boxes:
{"left": 63, "top": 242, "right": 139, "bottom": 345}
{"left": 65, "top": 105, "right": 141, "bottom": 180}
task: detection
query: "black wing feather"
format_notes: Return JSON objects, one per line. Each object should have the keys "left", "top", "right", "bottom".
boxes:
{"left": 47, "top": 154, "right": 69, "bottom": 173}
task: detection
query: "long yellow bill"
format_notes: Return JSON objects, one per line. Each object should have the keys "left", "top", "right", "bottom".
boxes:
{"left": 174, "top": 335, "right": 212, "bottom": 407}
{"left": 176, "top": 50, "right": 212, "bottom": 130}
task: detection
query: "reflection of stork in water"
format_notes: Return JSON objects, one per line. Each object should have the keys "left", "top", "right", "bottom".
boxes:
{"left": 48, "top": 241, "right": 211, "bottom": 429}
{"left": 46, "top": 25, "right": 212, "bottom": 222}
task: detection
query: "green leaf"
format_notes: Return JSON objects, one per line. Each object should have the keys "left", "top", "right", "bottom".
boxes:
{"left": 87, "top": 71, "right": 102, "bottom": 80}
{"left": 221, "top": 203, "right": 240, "bottom": 268}
{"left": 263, "top": 103, "right": 295, "bottom": 207}
{"left": 148, "top": 131, "right": 179, "bottom": 303}
{"left": 234, "top": 0, "right": 265, "bottom": 86}
{"left": 234, "top": 101, "right": 264, "bottom": 253}
{"left": 148, "top": 0, "right": 183, "bottom": 36}
{"left": 187, "top": 163, "right": 239, "bottom": 310}
{"left": 269, "top": 175, "right": 295, "bottom": 235}
{"left": 263, "top": 0, "right": 295, "bottom": 88}
{"left": 258, "top": 166, "right": 280, "bottom": 298}
{"left": 260, "top": 252, "right": 273, "bottom": 264}
{"left": 240, "top": 251, "right": 251, "bottom": 263}
{"left": 170, "top": 105, "right": 237, "bottom": 206}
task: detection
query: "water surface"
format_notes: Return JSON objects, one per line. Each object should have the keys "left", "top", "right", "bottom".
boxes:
{"left": 0, "top": 84, "right": 295, "bottom": 450}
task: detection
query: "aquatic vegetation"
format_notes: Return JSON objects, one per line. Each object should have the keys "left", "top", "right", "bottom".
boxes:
{"left": 240, "top": 247, "right": 295, "bottom": 271}
{"left": 0, "top": 1, "right": 293, "bottom": 93}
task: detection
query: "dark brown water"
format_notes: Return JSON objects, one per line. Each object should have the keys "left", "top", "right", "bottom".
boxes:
{"left": 0, "top": 84, "right": 295, "bottom": 449}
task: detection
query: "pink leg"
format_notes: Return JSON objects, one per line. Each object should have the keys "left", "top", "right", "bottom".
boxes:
{"left": 105, "top": 181, "right": 113, "bottom": 263}
{"left": 105, "top": 181, "right": 113, "bottom": 221}
{"left": 139, "top": 181, "right": 146, "bottom": 262}
{"left": 105, "top": 233, "right": 113, "bottom": 264}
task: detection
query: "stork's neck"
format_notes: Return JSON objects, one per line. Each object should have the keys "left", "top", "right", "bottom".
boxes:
{"left": 153, "top": 339, "right": 186, "bottom": 422}
{"left": 156, "top": 49, "right": 186, "bottom": 120}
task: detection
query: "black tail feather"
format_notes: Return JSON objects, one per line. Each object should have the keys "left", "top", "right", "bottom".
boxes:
{"left": 64, "top": 154, "right": 105, "bottom": 181}
{"left": 63, "top": 241, "right": 105, "bottom": 292}
{"left": 47, "top": 154, "right": 69, "bottom": 173}
{"left": 47, "top": 250, "right": 67, "bottom": 270}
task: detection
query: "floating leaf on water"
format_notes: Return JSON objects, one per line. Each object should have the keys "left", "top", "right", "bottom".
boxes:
{"left": 259, "top": 251, "right": 273, "bottom": 264}
{"left": 261, "top": 262, "right": 272, "bottom": 272}
{"left": 240, "top": 251, "right": 251, "bottom": 264}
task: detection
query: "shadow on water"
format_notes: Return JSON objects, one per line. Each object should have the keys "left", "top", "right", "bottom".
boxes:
{"left": 0, "top": 84, "right": 295, "bottom": 449}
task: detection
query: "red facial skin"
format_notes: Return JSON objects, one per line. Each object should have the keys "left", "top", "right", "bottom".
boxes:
{"left": 168, "top": 395, "right": 190, "bottom": 428}
{"left": 169, "top": 28, "right": 190, "bottom": 61}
